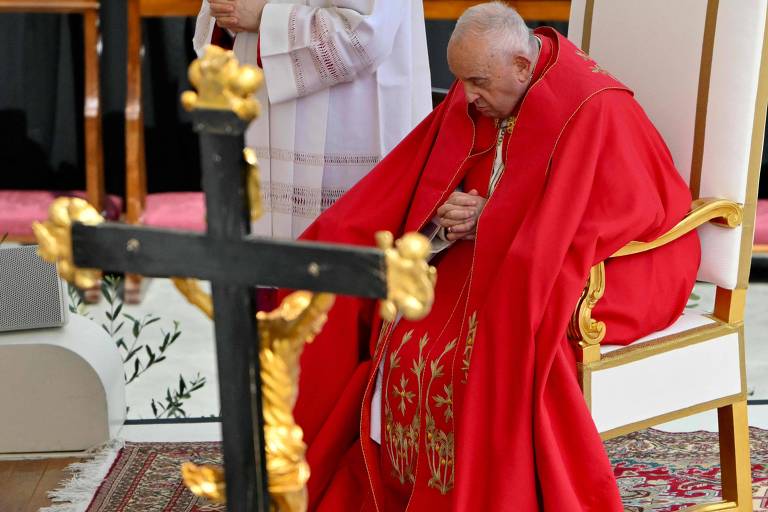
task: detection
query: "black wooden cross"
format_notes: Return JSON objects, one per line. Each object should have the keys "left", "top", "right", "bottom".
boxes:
{"left": 36, "top": 50, "right": 434, "bottom": 511}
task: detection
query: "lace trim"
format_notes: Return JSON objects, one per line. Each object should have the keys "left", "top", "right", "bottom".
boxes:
{"left": 288, "top": 7, "right": 307, "bottom": 97}
{"left": 341, "top": 15, "right": 371, "bottom": 68}
{"left": 308, "top": 11, "right": 352, "bottom": 86}
{"left": 254, "top": 147, "right": 381, "bottom": 167}
{"left": 261, "top": 182, "right": 348, "bottom": 217}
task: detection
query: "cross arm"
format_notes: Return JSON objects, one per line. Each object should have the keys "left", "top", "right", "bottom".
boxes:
{"left": 71, "top": 223, "right": 388, "bottom": 299}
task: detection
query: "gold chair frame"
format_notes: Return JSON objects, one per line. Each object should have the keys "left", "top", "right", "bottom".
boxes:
{"left": 568, "top": 2, "right": 768, "bottom": 510}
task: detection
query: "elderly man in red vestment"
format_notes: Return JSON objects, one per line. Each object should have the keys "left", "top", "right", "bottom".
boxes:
{"left": 291, "top": 2, "right": 701, "bottom": 510}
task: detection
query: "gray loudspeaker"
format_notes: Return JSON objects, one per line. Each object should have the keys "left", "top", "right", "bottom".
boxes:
{"left": 0, "top": 245, "right": 69, "bottom": 332}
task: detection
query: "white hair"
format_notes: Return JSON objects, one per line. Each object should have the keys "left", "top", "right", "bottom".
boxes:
{"left": 450, "top": 1, "right": 536, "bottom": 58}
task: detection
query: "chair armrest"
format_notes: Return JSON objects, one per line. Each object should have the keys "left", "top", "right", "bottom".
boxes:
{"left": 612, "top": 198, "right": 742, "bottom": 258}
{"left": 569, "top": 198, "right": 742, "bottom": 364}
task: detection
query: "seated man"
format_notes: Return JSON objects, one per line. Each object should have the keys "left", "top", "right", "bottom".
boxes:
{"left": 292, "top": 2, "right": 700, "bottom": 510}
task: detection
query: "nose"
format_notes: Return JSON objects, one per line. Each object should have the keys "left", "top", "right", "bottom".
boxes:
{"left": 463, "top": 83, "right": 480, "bottom": 103}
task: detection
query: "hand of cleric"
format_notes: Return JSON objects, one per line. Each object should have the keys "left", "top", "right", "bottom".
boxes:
{"left": 210, "top": 0, "right": 267, "bottom": 33}
{"left": 436, "top": 189, "right": 487, "bottom": 241}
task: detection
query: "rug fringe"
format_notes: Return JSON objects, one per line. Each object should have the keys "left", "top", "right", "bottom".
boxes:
{"left": 40, "top": 438, "right": 125, "bottom": 512}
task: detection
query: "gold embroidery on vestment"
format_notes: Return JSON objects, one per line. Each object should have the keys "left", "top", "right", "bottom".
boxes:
{"left": 575, "top": 49, "right": 614, "bottom": 77}
{"left": 425, "top": 338, "right": 458, "bottom": 494}
{"left": 384, "top": 330, "right": 425, "bottom": 484}
{"left": 460, "top": 312, "right": 479, "bottom": 384}
{"left": 381, "top": 299, "right": 477, "bottom": 494}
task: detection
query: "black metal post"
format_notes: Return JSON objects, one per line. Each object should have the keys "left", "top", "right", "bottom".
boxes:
{"left": 195, "top": 111, "right": 269, "bottom": 512}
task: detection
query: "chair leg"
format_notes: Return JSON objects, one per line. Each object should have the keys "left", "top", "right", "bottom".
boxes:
{"left": 83, "top": 280, "right": 102, "bottom": 304}
{"left": 718, "top": 400, "right": 752, "bottom": 511}
{"left": 124, "top": 273, "right": 149, "bottom": 304}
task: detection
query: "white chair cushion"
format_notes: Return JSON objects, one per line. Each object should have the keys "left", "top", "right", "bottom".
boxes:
{"left": 592, "top": 313, "right": 741, "bottom": 434}
{"left": 601, "top": 311, "right": 716, "bottom": 354}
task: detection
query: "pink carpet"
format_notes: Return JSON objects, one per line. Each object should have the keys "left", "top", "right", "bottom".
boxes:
{"left": 0, "top": 190, "right": 122, "bottom": 238}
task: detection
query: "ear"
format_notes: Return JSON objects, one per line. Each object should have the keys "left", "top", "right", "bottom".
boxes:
{"left": 512, "top": 55, "right": 533, "bottom": 82}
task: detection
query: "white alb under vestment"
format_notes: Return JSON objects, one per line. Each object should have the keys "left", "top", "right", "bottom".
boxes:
{"left": 194, "top": 0, "right": 432, "bottom": 239}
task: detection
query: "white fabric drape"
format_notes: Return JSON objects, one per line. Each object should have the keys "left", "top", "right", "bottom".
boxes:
{"left": 195, "top": 1, "right": 432, "bottom": 239}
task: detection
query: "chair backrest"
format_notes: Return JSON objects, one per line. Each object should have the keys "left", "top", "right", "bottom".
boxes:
{"left": 0, "top": 0, "right": 104, "bottom": 212}
{"left": 125, "top": 0, "right": 201, "bottom": 225}
{"left": 138, "top": 0, "right": 200, "bottom": 17}
{"left": 569, "top": 0, "right": 768, "bottom": 291}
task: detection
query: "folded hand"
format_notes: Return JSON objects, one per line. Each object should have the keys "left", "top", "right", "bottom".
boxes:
{"left": 436, "top": 189, "right": 487, "bottom": 241}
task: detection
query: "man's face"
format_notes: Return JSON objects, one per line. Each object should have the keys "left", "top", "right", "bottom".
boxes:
{"left": 447, "top": 35, "right": 533, "bottom": 119}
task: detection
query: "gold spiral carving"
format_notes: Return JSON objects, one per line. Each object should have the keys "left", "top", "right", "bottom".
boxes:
{"left": 568, "top": 262, "right": 606, "bottom": 349}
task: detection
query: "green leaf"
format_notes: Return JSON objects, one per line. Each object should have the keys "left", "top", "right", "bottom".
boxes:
{"left": 132, "top": 321, "right": 141, "bottom": 338}
{"left": 179, "top": 375, "right": 187, "bottom": 395}
{"left": 145, "top": 346, "right": 156, "bottom": 363}
{"left": 125, "top": 346, "right": 143, "bottom": 362}
{"left": 101, "top": 281, "right": 112, "bottom": 304}
{"left": 113, "top": 303, "right": 123, "bottom": 319}
{"left": 127, "top": 358, "right": 141, "bottom": 383}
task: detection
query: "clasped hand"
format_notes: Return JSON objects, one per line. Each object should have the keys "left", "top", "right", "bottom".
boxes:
{"left": 210, "top": 0, "right": 267, "bottom": 33}
{"left": 436, "top": 189, "right": 487, "bottom": 241}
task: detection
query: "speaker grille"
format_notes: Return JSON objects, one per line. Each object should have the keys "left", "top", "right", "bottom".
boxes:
{"left": 0, "top": 245, "right": 67, "bottom": 331}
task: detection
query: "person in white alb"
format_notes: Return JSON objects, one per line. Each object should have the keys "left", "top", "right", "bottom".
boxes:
{"left": 194, "top": 0, "right": 432, "bottom": 239}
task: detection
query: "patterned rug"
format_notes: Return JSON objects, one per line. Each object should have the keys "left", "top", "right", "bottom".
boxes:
{"left": 606, "top": 428, "right": 768, "bottom": 511}
{"left": 86, "top": 442, "right": 224, "bottom": 512}
{"left": 81, "top": 429, "right": 768, "bottom": 511}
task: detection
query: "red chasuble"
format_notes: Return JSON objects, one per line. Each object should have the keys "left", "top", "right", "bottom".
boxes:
{"left": 292, "top": 28, "right": 700, "bottom": 511}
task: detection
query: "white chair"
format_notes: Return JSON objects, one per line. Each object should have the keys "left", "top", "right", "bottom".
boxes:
{"left": 568, "top": 1, "right": 768, "bottom": 510}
